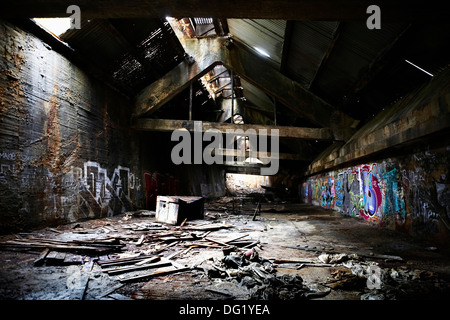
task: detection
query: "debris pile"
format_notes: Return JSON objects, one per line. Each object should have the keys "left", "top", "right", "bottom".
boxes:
{"left": 200, "top": 247, "right": 331, "bottom": 300}
{"left": 1, "top": 203, "right": 449, "bottom": 301}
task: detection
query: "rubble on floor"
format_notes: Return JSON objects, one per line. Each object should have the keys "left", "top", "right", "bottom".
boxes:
{"left": 200, "top": 246, "right": 332, "bottom": 299}
{"left": 1, "top": 200, "right": 450, "bottom": 300}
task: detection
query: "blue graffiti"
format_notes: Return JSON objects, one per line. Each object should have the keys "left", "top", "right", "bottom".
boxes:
{"left": 382, "top": 168, "right": 406, "bottom": 218}
{"left": 335, "top": 178, "right": 343, "bottom": 208}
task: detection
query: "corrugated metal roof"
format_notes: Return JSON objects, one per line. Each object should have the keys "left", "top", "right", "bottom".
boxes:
{"left": 227, "top": 19, "right": 286, "bottom": 68}
{"left": 286, "top": 21, "right": 339, "bottom": 89}
{"left": 62, "top": 20, "right": 128, "bottom": 68}
{"left": 239, "top": 78, "right": 274, "bottom": 113}
{"left": 310, "top": 21, "right": 409, "bottom": 107}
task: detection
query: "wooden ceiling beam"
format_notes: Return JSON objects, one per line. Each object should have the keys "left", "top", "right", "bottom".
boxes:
{"left": 1, "top": 1, "right": 446, "bottom": 21}
{"left": 133, "top": 118, "right": 334, "bottom": 141}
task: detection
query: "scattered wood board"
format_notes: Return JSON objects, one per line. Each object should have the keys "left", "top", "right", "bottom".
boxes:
{"left": 33, "top": 248, "right": 50, "bottom": 266}
{"left": 183, "top": 223, "right": 232, "bottom": 231}
{"left": 103, "top": 260, "right": 172, "bottom": 275}
{"left": 97, "top": 255, "right": 161, "bottom": 268}
{"left": 118, "top": 266, "right": 191, "bottom": 283}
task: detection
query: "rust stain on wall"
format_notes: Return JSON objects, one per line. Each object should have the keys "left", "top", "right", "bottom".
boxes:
{"left": 43, "top": 85, "right": 62, "bottom": 173}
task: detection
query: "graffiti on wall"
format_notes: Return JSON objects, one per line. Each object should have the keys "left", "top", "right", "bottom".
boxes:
{"left": 400, "top": 167, "right": 448, "bottom": 234}
{"left": 61, "top": 161, "right": 142, "bottom": 219}
{"left": 303, "top": 147, "right": 450, "bottom": 239}
{"left": 382, "top": 168, "right": 405, "bottom": 222}
{"left": 0, "top": 156, "right": 142, "bottom": 222}
{"left": 304, "top": 163, "right": 405, "bottom": 224}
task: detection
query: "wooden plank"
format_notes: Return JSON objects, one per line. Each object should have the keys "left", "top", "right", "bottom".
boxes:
{"left": 103, "top": 261, "right": 172, "bottom": 275}
{"left": 242, "top": 240, "right": 260, "bottom": 249}
{"left": 97, "top": 255, "right": 160, "bottom": 267}
{"left": 273, "top": 259, "right": 318, "bottom": 264}
{"left": 204, "top": 233, "right": 249, "bottom": 246}
{"left": 33, "top": 248, "right": 50, "bottom": 266}
{"left": 118, "top": 266, "right": 191, "bottom": 283}
{"left": 4, "top": 239, "right": 123, "bottom": 253}
{"left": 135, "top": 235, "right": 145, "bottom": 246}
{"left": 46, "top": 251, "right": 57, "bottom": 259}
{"left": 224, "top": 233, "right": 249, "bottom": 244}
{"left": 158, "top": 235, "right": 197, "bottom": 242}
{"left": 225, "top": 224, "right": 265, "bottom": 232}
{"left": 183, "top": 223, "right": 232, "bottom": 231}
{"left": 135, "top": 256, "right": 161, "bottom": 266}
{"left": 204, "top": 237, "right": 231, "bottom": 247}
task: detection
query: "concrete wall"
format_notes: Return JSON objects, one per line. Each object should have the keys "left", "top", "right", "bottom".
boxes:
{"left": 0, "top": 20, "right": 144, "bottom": 233}
{"left": 225, "top": 173, "right": 270, "bottom": 196}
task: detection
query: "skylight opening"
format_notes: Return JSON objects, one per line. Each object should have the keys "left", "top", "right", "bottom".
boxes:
{"left": 404, "top": 59, "right": 434, "bottom": 77}
{"left": 254, "top": 47, "right": 271, "bottom": 58}
{"left": 33, "top": 18, "right": 71, "bottom": 37}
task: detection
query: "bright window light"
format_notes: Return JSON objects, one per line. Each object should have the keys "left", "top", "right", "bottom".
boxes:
{"left": 33, "top": 18, "right": 72, "bottom": 37}
{"left": 404, "top": 59, "right": 434, "bottom": 77}
{"left": 254, "top": 47, "right": 271, "bottom": 58}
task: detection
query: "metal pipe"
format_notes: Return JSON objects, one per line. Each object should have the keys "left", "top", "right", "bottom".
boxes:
{"left": 231, "top": 70, "right": 234, "bottom": 123}
{"left": 189, "top": 82, "right": 193, "bottom": 120}
{"left": 273, "top": 99, "right": 277, "bottom": 125}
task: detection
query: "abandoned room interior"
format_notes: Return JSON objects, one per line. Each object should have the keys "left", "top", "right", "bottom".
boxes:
{"left": 0, "top": 1, "right": 450, "bottom": 307}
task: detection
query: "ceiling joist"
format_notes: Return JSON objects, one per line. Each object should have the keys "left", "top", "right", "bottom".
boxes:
{"left": 0, "top": 0, "right": 446, "bottom": 21}
{"left": 134, "top": 118, "right": 334, "bottom": 141}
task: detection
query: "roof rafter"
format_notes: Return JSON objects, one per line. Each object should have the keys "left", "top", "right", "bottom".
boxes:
{"left": 134, "top": 37, "right": 359, "bottom": 141}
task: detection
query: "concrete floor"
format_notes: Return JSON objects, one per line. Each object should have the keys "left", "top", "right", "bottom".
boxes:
{"left": 1, "top": 201, "right": 450, "bottom": 301}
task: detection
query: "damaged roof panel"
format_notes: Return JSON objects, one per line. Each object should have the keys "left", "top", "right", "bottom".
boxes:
{"left": 311, "top": 21, "right": 409, "bottom": 107}
{"left": 286, "top": 21, "right": 340, "bottom": 89}
{"left": 60, "top": 18, "right": 186, "bottom": 95}
{"left": 227, "top": 19, "right": 286, "bottom": 68}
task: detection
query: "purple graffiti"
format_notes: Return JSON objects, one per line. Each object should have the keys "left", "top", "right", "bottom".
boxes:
{"left": 361, "top": 165, "right": 382, "bottom": 216}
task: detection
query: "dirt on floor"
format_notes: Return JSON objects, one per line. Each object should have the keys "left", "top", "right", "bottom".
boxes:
{"left": 1, "top": 200, "right": 450, "bottom": 301}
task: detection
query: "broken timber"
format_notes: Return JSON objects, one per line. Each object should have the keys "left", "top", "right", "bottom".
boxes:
{"left": 2, "top": 238, "right": 123, "bottom": 253}
{"left": 118, "top": 266, "right": 191, "bottom": 283}
{"left": 102, "top": 260, "right": 172, "bottom": 275}
{"left": 97, "top": 255, "right": 161, "bottom": 268}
